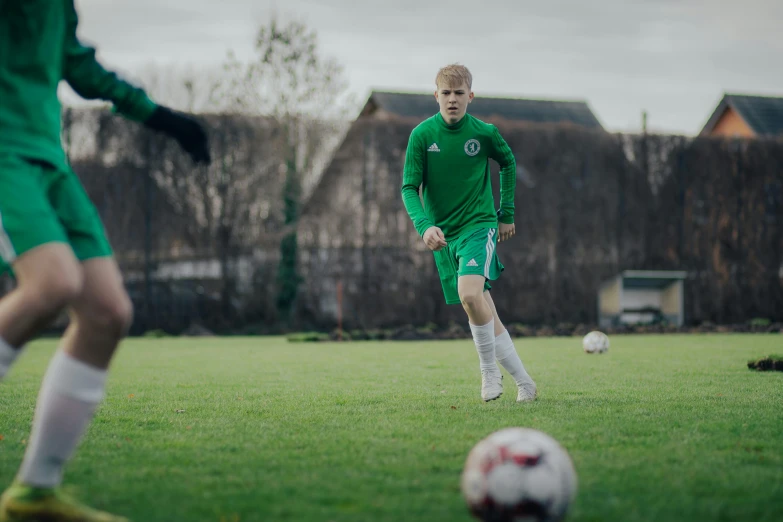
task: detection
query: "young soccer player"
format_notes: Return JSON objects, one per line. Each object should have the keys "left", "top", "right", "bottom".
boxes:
{"left": 401, "top": 64, "right": 537, "bottom": 403}
{"left": 0, "top": 2, "right": 211, "bottom": 520}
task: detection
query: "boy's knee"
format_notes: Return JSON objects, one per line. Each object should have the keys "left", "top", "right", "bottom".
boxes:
{"left": 21, "top": 265, "right": 84, "bottom": 317}
{"left": 104, "top": 293, "right": 134, "bottom": 338}
{"left": 459, "top": 287, "right": 484, "bottom": 311}
{"left": 77, "top": 290, "right": 134, "bottom": 339}
{"left": 13, "top": 244, "right": 84, "bottom": 317}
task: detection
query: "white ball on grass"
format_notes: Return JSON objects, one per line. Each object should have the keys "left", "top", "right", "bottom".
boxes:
{"left": 582, "top": 331, "right": 609, "bottom": 354}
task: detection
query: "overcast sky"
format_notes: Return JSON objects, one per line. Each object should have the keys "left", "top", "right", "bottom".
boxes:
{"left": 69, "top": 0, "right": 782, "bottom": 135}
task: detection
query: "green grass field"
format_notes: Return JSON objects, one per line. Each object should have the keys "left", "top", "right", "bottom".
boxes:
{"left": 1, "top": 334, "right": 782, "bottom": 522}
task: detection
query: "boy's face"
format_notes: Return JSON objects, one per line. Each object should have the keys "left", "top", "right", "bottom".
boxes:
{"left": 435, "top": 82, "right": 473, "bottom": 123}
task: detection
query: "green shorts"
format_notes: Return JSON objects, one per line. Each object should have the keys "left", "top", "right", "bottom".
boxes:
{"left": 433, "top": 227, "right": 504, "bottom": 305}
{"left": 0, "top": 154, "right": 112, "bottom": 275}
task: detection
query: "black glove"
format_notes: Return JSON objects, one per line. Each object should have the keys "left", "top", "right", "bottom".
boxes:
{"left": 144, "top": 106, "right": 211, "bottom": 165}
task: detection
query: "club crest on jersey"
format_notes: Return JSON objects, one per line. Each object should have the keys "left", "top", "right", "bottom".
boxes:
{"left": 464, "top": 139, "right": 480, "bottom": 156}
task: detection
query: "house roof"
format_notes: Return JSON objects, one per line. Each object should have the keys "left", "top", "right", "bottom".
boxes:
{"left": 700, "top": 93, "right": 783, "bottom": 137}
{"left": 361, "top": 90, "right": 604, "bottom": 129}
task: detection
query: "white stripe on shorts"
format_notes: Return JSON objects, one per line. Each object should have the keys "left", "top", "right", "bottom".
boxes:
{"left": 0, "top": 210, "right": 17, "bottom": 264}
{"left": 484, "top": 228, "right": 496, "bottom": 279}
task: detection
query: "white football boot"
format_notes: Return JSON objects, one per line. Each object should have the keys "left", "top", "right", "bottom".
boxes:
{"left": 516, "top": 377, "right": 537, "bottom": 403}
{"left": 480, "top": 368, "right": 503, "bottom": 401}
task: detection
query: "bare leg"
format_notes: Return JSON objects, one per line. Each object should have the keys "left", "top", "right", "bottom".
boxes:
{"left": 0, "top": 244, "right": 82, "bottom": 379}
{"left": 458, "top": 275, "right": 493, "bottom": 326}
{"left": 482, "top": 290, "right": 507, "bottom": 337}
{"left": 17, "top": 257, "right": 132, "bottom": 488}
{"left": 60, "top": 257, "right": 132, "bottom": 369}
{"left": 0, "top": 244, "right": 83, "bottom": 347}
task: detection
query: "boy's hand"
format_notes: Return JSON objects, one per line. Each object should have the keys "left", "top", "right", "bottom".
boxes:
{"left": 498, "top": 222, "right": 515, "bottom": 243}
{"left": 144, "top": 106, "right": 211, "bottom": 165}
{"left": 423, "top": 226, "right": 447, "bottom": 251}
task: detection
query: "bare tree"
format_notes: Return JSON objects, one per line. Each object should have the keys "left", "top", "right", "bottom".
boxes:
{"left": 210, "top": 14, "right": 354, "bottom": 321}
{"left": 134, "top": 62, "right": 224, "bottom": 114}
{"left": 103, "top": 65, "right": 284, "bottom": 324}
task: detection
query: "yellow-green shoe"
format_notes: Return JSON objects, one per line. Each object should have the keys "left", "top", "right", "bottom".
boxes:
{"left": 0, "top": 482, "right": 129, "bottom": 522}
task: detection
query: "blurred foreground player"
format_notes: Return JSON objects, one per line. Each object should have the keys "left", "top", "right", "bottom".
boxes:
{"left": 0, "top": 2, "right": 210, "bottom": 520}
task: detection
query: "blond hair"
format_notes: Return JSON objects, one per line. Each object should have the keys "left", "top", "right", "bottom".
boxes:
{"left": 435, "top": 63, "right": 473, "bottom": 89}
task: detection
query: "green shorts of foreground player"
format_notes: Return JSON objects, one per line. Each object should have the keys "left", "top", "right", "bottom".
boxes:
{"left": 433, "top": 227, "right": 504, "bottom": 305}
{"left": 0, "top": 154, "right": 112, "bottom": 274}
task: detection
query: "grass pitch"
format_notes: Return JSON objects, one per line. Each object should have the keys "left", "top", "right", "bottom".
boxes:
{"left": 1, "top": 334, "right": 781, "bottom": 522}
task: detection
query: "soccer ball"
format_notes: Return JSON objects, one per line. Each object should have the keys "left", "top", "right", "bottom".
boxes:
{"left": 582, "top": 331, "right": 609, "bottom": 354}
{"left": 461, "top": 427, "right": 578, "bottom": 522}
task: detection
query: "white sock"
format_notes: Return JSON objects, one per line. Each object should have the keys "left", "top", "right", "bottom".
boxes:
{"left": 17, "top": 350, "right": 107, "bottom": 488}
{"left": 0, "top": 336, "right": 21, "bottom": 380}
{"left": 495, "top": 329, "right": 534, "bottom": 386}
{"left": 469, "top": 319, "right": 497, "bottom": 372}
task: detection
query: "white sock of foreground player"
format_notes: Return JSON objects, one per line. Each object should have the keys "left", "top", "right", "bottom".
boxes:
{"left": 494, "top": 329, "right": 535, "bottom": 387}
{"left": 469, "top": 319, "right": 497, "bottom": 372}
{"left": 17, "top": 350, "right": 107, "bottom": 488}
{"left": 0, "top": 336, "right": 21, "bottom": 380}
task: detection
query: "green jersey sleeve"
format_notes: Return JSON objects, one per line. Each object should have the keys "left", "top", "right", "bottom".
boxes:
{"left": 489, "top": 125, "right": 516, "bottom": 224}
{"left": 401, "top": 129, "right": 435, "bottom": 237}
{"left": 63, "top": 0, "right": 157, "bottom": 123}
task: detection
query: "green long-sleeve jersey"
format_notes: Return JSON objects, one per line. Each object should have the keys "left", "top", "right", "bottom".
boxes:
{"left": 401, "top": 112, "right": 516, "bottom": 242}
{"left": 0, "top": 0, "right": 157, "bottom": 169}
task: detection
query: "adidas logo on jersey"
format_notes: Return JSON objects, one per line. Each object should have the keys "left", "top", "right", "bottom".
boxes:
{"left": 428, "top": 143, "right": 440, "bottom": 152}
{"left": 466, "top": 258, "right": 479, "bottom": 267}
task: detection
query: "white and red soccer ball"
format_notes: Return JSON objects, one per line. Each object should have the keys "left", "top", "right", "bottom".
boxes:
{"left": 461, "top": 427, "right": 577, "bottom": 522}
{"left": 582, "top": 331, "right": 610, "bottom": 354}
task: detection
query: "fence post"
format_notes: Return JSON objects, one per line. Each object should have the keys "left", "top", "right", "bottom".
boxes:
{"left": 143, "top": 168, "right": 152, "bottom": 330}
{"left": 336, "top": 279, "right": 343, "bottom": 341}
